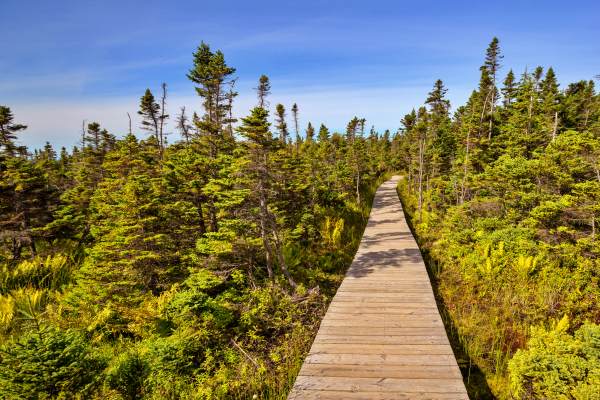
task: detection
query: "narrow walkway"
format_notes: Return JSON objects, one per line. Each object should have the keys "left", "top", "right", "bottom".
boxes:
{"left": 287, "top": 176, "right": 468, "bottom": 399}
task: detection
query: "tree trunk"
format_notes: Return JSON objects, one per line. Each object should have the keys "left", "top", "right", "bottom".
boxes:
{"left": 258, "top": 154, "right": 274, "bottom": 280}
{"left": 208, "top": 200, "right": 218, "bottom": 232}
{"left": 461, "top": 107, "right": 476, "bottom": 205}
{"left": 488, "top": 89, "right": 495, "bottom": 140}
{"left": 479, "top": 90, "right": 492, "bottom": 137}
{"left": 195, "top": 199, "right": 206, "bottom": 235}
{"left": 272, "top": 227, "right": 296, "bottom": 289}
{"left": 418, "top": 138, "right": 425, "bottom": 219}
{"left": 159, "top": 83, "right": 167, "bottom": 155}
{"left": 127, "top": 112, "right": 132, "bottom": 135}
{"left": 551, "top": 111, "right": 558, "bottom": 142}
{"left": 356, "top": 172, "right": 361, "bottom": 205}
{"left": 526, "top": 92, "right": 534, "bottom": 137}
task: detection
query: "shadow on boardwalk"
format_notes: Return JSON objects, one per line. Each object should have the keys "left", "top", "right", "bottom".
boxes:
{"left": 348, "top": 248, "right": 423, "bottom": 278}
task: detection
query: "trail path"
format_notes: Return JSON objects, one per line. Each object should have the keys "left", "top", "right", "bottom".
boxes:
{"left": 287, "top": 176, "right": 468, "bottom": 399}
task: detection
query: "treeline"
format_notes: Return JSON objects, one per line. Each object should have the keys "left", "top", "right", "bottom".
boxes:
{"left": 397, "top": 38, "right": 600, "bottom": 399}
{"left": 0, "top": 42, "right": 396, "bottom": 399}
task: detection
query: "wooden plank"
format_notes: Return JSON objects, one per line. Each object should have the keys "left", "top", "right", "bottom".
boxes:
{"left": 309, "top": 343, "right": 455, "bottom": 355}
{"left": 288, "top": 390, "right": 468, "bottom": 400}
{"left": 314, "top": 334, "right": 450, "bottom": 345}
{"left": 319, "top": 320, "right": 444, "bottom": 328}
{"left": 317, "top": 326, "right": 449, "bottom": 336}
{"left": 304, "top": 353, "right": 459, "bottom": 366}
{"left": 320, "top": 315, "right": 444, "bottom": 324}
{"left": 327, "top": 302, "right": 437, "bottom": 309}
{"left": 324, "top": 309, "right": 440, "bottom": 316}
{"left": 293, "top": 376, "right": 468, "bottom": 393}
{"left": 298, "top": 363, "right": 461, "bottom": 379}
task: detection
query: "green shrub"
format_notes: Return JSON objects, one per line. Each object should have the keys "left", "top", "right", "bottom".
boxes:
{"left": 0, "top": 327, "right": 105, "bottom": 399}
{"left": 106, "top": 350, "right": 150, "bottom": 400}
{"left": 508, "top": 316, "right": 600, "bottom": 399}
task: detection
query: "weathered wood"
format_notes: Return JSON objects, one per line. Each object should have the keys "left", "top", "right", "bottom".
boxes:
{"left": 293, "top": 376, "right": 467, "bottom": 392}
{"left": 288, "top": 390, "right": 468, "bottom": 400}
{"left": 298, "top": 363, "right": 461, "bottom": 379}
{"left": 287, "top": 176, "right": 468, "bottom": 399}
{"left": 314, "top": 334, "right": 451, "bottom": 345}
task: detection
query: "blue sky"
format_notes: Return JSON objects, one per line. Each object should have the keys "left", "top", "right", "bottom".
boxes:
{"left": 2, "top": 0, "right": 599, "bottom": 149}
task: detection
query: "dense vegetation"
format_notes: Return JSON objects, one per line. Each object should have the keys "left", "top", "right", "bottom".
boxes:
{"left": 397, "top": 38, "right": 600, "bottom": 398}
{"left": 0, "top": 42, "right": 396, "bottom": 399}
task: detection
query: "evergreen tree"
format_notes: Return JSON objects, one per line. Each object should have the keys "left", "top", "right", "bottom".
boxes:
{"left": 256, "top": 74, "right": 271, "bottom": 109}
{"left": 138, "top": 89, "right": 161, "bottom": 145}
{"left": 425, "top": 79, "right": 454, "bottom": 176}
{"left": 502, "top": 69, "right": 517, "bottom": 107}
{"left": 0, "top": 158, "right": 57, "bottom": 261}
{"left": 0, "top": 106, "right": 27, "bottom": 157}
{"left": 176, "top": 106, "right": 193, "bottom": 143}
{"left": 483, "top": 37, "right": 502, "bottom": 139}
{"left": 305, "top": 122, "right": 315, "bottom": 143}
{"left": 187, "top": 41, "right": 237, "bottom": 231}
{"left": 540, "top": 67, "right": 561, "bottom": 141}
{"left": 318, "top": 123, "right": 330, "bottom": 142}
{"left": 75, "top": 135, "right": 195, "bottom": 311}
{"left": 237, "top": 106, "right": 296, "bottom": 289}
{"left": 274, "top": 103, "right": 288, "bottom": 143}
{"left": 291, "top": 103, "right": 300, "bottom": 150}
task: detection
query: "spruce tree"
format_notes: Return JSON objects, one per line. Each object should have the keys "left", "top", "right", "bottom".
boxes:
{"left": 318, "top": 124, "right": 330, "bottom": 142}
{"left": 502, "top": 70, "right": 517, "bottom": 107}
{"left": 540, "top": 67, "right": 561, "bottom": 141}
{"left": 274, "top": 104, "right": 288, "bottom": 143}
{"left": 256, "top": 75, "right": 271, "bottom": 109}
{"left": 138, "top": 89, "right": 161, "bottom": 147}
{"left": 305, "top": 122, "right": 315, "bottom": 143}
{"left": 0, "top": 106, "right": 27, "bottom": 157}
{"left": 237, "top": 106, "right": 296, "bottom": 289}
{"left": 484, "top": 37, "right": 502, "bottom": 139}
{"left": 187, "top": 41, "right": 237, "bottom": 231}
{"left": 176, "top": 106, "right": 193, "bottom": 143}
{"left": 291, "top": 103, "right": 300, "bottom": 149}
{"left": 425, "top": 80, "right": 454, "bottom": 176}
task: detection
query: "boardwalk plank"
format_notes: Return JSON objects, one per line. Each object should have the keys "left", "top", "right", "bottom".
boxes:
{"left": 298, "top": 363, "right": 461, "bottom": 379}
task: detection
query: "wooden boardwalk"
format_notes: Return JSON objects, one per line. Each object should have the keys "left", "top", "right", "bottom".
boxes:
{"left": 287, "top": 176, "right": 468, "bottom": 400}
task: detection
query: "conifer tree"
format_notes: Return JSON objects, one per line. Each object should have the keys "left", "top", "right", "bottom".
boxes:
{"left": 540, "top": 67, "right": 561, "bottom": 141}
{"left": 291, "top": 103, "right": 300, "bottom": 149}
{"left": 176, "top": 106, "right": 193, "bottom": 143}
{"left": 158, "top": 82, "right": 169, "bottom": 151}
{"left": 484, "top": 37, "right": 502, "bottom": 139}
{"left": 187, "top": 41, "right": 237, "bottom": 231}
{"left": 75, "top": 135, "right": 195, "bottom": 311}
{"left": 0, "top": 158, "right": 56, "bottom": 260}
{"left": 256, "top": 75, "right": 271, "bottom": 109}
{"left": 318, "top": 123, "right": 330, "bottom": 142}
{"left": 305, "top": 122, "right": 315, "bottom": 143}
{"left": 0, "top": 106, "right": 27, "bottom": 157}
{"left": 138, "top": 89, "right": 161, "bottom": 145}
{"left": 237, "top": 106, "right": 296, "bottom": 289}
{"left": 502, "top": 69, "right": 517, "bottom": 107}
{"left": 274, "top": 104, "right": 288, "bottom": 143}
{"left": 425, "top": 79, "right": 454, "bottom": 176}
